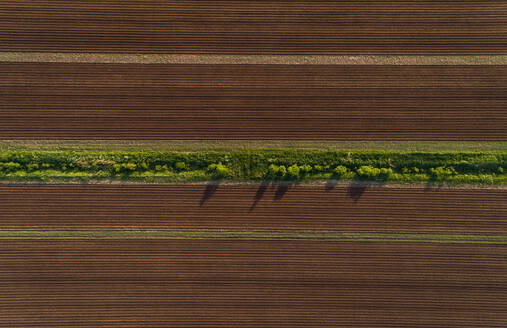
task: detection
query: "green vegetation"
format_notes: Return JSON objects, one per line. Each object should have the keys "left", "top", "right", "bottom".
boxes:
{"left": 0, "top": 230, "right": 505, "bottom": 244}
{"left": 1, "top": 140, "right": 506, "bottom": 153}
{"left": 0, "top": 149, "right": 505, "bottom": 185}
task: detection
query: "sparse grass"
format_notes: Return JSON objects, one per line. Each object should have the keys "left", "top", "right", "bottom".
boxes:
{"left": 1, "top": 53, "right": 506, "bottom": 65}
{"left": 0, "top": 230, "right": 505, "bottom": 244}
{"left": 1, "top": 140, "right": 506, "bottom": 153}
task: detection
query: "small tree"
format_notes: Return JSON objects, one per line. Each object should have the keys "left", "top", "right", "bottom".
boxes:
{"left": 174, "top": 161, "right": 187, "bottom": 172}
{"left": 27, "top": 163, "right": 39, "bottom": 171}
{"left": 266, "top": 164, "right": 287, "bottom": 180}
{"left": 267, "top": 164, "right": 279, "bottom": 179}
{"left": 287, "top": 164, "right": 300, "bottom": 180}
{"left": 379, "top": 168, "right": 393, "bottom": 180}
{"left": 430, "top": 166, "right": 456, "bottom": 180}
{"left": 207, "top": 163, "right": 229, "bottom": 179}
{"left": 299, "top": 164, "right": 312, "bottom": 178}
{"left": 333, "top": 165, "right": 349, "bottom": 179}
{"left": 356, "top": 165, "right": 381, "bottom": 180}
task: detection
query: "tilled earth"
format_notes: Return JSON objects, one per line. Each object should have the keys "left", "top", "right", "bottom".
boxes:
{"left": 1, "top": 63, "right": 505, "bottom": 140}
{"left": 0, "top": 184, "right": 505, "bottom": 233}
{"left": 1, "top": 1, "right": 506, "bottom": 54}
{"left": 0, "top": 240, "right": 505, "bottom": 327}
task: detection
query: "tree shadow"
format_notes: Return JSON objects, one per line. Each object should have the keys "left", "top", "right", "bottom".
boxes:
{"left": 347, "top": 181, "right": 369, "bottom": 202}
{"left": 249, "top": 180, "right": 270, "bottom": 212}
{"left": 325, "top": 179, "right": 338, "bottom": 191}
{"left": 200, "top": 181, "right": 220, "bottom": 206}
{"left": 274, "top": 181, "right": 293, "bottom": 201}
{"left": 424, "top": 179, "right": 443, "bottom": 192}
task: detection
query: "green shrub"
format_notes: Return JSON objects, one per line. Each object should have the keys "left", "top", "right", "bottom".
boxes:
{"left": 430, "top": 166, "right": 457, "bottom": 180}
{"left": 267, "top": 164, "right": 280, "bottom": 179}
{"left": 287, "top": 164, "right": 300, "bottom": 180}
{"left": 174, "top": 161, "right": 187, "bottom": 171}
{"left": 266, "top": 164, "right": 288, "bottom": 180}
{"left": 155, "top": 164, "right": 170, "bottom": 172}
{"left": 207, "top": 163, "right": 229, "bottom": 179}
{"left": 27, "top": 163, "right": 39, "bottom": 171}
{"left": 278, "top": 165, "right": 287, "bottom": 178}
{"left": 113, "top": 162, "right": 137, "bottom": 174}
{"left": 356, "top": 166, "right": 381, "bottom": 179}
{"left": 0, "top": 162, "right": 21, "bottom": 173}
{"left": 124, "top": 163, "right": 137, "bottom": 171}
{"left": 333, "top": 165, "right": 349, "bottom": 178}
{"left": 379, "top": 168, "right": 393, "bottom": 179}
{"left": 402, "top": 167, "right": 420, "bottom": 174}
{"left": 265, "top": 164, "right": 287, "bottom": 180}
{"left": 300, "top": 164, "right": 312, "bottom": 178}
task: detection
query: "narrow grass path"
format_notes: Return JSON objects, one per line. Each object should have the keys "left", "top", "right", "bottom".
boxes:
{"left": 1, "top": 53, "right": 506, "bottom": 65}
{"left": 2, "top": 140, "right": 506, "bottom": 153}
{"left": 1, "top": 230, "right": 506, "bottom": 244}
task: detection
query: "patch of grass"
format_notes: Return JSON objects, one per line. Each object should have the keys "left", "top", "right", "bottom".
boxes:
{"left": 1, "top": 140, "right": 506, "bottom": 153}
{"left": 0, "top": 230, "right": 506, "bottom": 244}
{"left": 1, "top": 53, "right": 506, "bottom": 65}
{"left": 0, "top": 149, "right": 505, "bottom": 185}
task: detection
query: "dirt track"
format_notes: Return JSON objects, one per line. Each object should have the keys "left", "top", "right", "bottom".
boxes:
{"left": 1, "top": 184, "right": 505, "bottom": 233}
{"left": 1, "top": 63, "right": 506, "bottom": 140}
{"left": 1, "top": 240, "right": 505, "bottom": 327}
{"left": 1, "top": 1, "right": 506, "bottom": 54}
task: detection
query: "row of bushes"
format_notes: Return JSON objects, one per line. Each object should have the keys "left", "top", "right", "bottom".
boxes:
{"left": 0, "top": 150, "right": 505, "bottom": 184}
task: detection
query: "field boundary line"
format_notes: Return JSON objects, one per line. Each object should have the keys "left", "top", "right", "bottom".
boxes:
{"left": 1, "top": 53, "right": 506, "bottom": 65}
{"left": 1, "top": 230, "right": 506, "bottom": 244}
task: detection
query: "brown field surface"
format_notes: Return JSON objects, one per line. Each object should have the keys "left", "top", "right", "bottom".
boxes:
{"left": 1, "top": 63, "right": 506, "bottom": 140}
{"left": 0, "top": 184, "right": 505, "bottom": 233}
{"left": 0, "top": 1, "right": 505, "bottom": 54}
{"left": 0, "top": 240, "right": 505, "bottom": 327}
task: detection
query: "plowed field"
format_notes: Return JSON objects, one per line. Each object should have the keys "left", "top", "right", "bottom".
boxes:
{"left": 1, "top": 1, "right": 506, "bottom": 54}
{"left": 1, "top": 240, "right": 505, "bottom": 327}
{"left": 1, "top": 63, "right": 506, "bottom": 140}
{"left": 1, "top": 184, "right": 505, "bottom": 233}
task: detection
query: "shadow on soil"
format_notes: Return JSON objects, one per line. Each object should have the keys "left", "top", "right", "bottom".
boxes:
{"left": 348, "top": 179, "right": 392, "bottom": 202}
{"left": 424, "top": 179, "right": 443, "bottom": 192}
{"left": 249, "top": 181, "right": 295, "bottom": 211}
{"left": 325, "top": 179, "right": 338, "bottom": 191}
{"left": 249, "top": 180, "right": 270, "bottom": 212}
{"left": 200, "top": 181, "right": 220, "bottom": 206}
{"left": 274, "top": 181, "right": 293, "bottom": 201}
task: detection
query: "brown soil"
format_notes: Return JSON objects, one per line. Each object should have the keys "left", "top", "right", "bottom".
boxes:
{"left": 1, "top": 240, "right": 505, "bottom": 327}
{"left": 0, "top": 1, "right": 505, "bottom": 54}
{"left": 1, "top": 63, "right": 505, "bottom": 140}
{"left": 1, "top": 184, "right": 505, "bottom": 233}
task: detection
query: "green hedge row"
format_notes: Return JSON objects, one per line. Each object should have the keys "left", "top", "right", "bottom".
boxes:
{"left": 0, "top": 150, "right": 505, "bottom": 184}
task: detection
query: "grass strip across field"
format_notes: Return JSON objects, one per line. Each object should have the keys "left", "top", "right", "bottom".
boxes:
{"left": 1, "top": 53, "right": 506, "bottom": 65}
{"left": 2, "top": 141, "right": 506, "bottom": 153}
{"left": 1, "top": 230, "right": 506, "bottom": 244}
{"left": 0, "top": 148, "right": 505, "bottom": 185}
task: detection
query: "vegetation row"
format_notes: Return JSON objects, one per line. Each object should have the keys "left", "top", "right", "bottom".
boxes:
{"left": 0, "top": 150, "right": 505, "bottom": 185}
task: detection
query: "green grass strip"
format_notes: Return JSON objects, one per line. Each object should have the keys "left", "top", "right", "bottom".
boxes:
{"left": 1, "top": 230, "right": 506, "bottom": 244}
{"left": 0, "top": 148, "right": 505, "bottom": 185}
{"left": 2, "top": 140, "right": 506, "bottom": 153}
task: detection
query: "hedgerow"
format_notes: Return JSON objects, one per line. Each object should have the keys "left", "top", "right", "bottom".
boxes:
{"left": 0, "top": 150, "right": 504, "bottom": 185}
